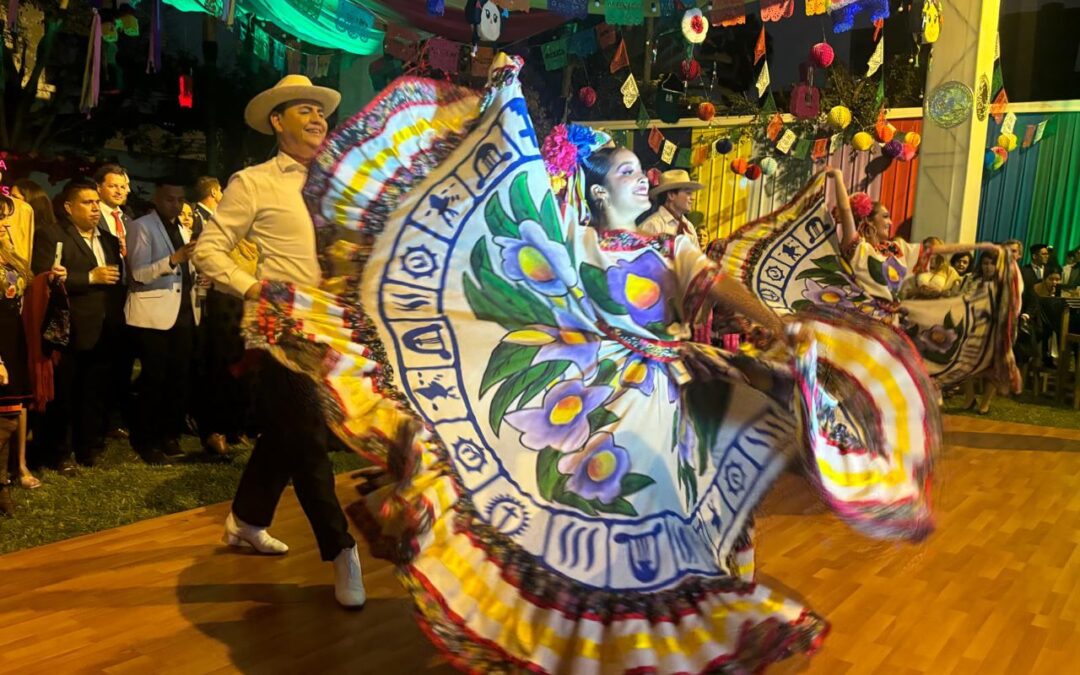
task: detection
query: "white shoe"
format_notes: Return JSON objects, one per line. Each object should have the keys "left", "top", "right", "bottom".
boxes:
{"left": 333, "top": 545, "right": 366, "bottom": 608}
{"left": 222, "top": 512, "right": 289, "bottom": 555}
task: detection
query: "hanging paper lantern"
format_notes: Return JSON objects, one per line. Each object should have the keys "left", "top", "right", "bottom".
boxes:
{"left": 852, "top": 131, "right": 875, "bottom": 151}
{"left": 578, "top": 86, "right": 597, "bottom": 108}
{"left": 828, "top": 105, "right": 852, "bottom": 130}
{"left": 697, "top": 101, "right": 716, "bottom": 122}
{"left": 680, "top": 59, "right": 701, "bottom": 81}
{"left": 647, "top": 167, "right": 662, "bottom": 186}
{"left": 905, "top": 131, "right": 922, "bottom": 149}
{"left": 877, "top": 123, "right": 896, "bottom": 143}
{"left": 745, "top": 164, "right": 763, "bottom": 180}
{"left": 682, "top": 8, "right": 709, "bottom": 44}
{"left": 731, "top": 157, "right": 748, "bottom": 175}
{"left": 997, "top": 132, "right": 1018, "bottom": 151}
{"left": 714, "top": 138, "right": 734, "bottom": 155}
{"left": 760, "top": 157, "right": 778, "bottom": 175}
{"left": 984, "top": 149, "right": 997, "bottom": 169}
{"left": 810, "top": 42, "right": 835, "bottom": 69}
{"left": 883, "top": 140, "right": 904, "bottom": 158}
{"left": 900, "top": 142, "right": 918, "bottom": 161}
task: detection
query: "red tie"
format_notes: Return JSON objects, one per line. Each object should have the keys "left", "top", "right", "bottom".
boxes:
{"left": 113, "top": 211, "right": 126, "bottom": 257}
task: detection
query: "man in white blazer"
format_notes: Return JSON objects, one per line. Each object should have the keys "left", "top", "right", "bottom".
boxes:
{"left": 125, "top": 180, "right": 199, "bottom": 464}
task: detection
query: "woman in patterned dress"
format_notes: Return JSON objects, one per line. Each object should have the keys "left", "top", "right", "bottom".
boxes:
{"left": 247, "top": 56, "right": 937, "bottom": 673}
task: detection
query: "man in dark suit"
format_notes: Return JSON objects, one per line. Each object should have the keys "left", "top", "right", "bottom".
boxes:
{"left": 95, "top": 163, "right": 135, "bottom": 440}
{"left": 191, "top": 176, "right": 222, "bottom": 239}
{"left": 1021, "top": 243, "right": 1050, "bottom": 292}
{"left": 32, "top": 178, "right": 125, "bottom": 470}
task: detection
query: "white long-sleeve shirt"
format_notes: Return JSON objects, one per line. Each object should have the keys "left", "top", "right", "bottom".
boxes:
{"left": 193, "top": 152, "right": 321, "bottom": 296}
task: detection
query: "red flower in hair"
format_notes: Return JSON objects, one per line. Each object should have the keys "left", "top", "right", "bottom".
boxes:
{"left": 850, "top": 192, "right": 874, "bottom": 221}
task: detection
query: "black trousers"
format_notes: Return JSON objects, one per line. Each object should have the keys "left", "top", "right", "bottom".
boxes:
{"left": 231, "top": 357, "right": 354, "bottom": 561}
{"left": 48, "top": 340, "right": 111, "bottom": 465}
{"left": 107, "top": 324, "right": 136, "bottom": 431}
{"left": 196, "top": 289, "right": 253, "bottom": 439}
{"left": 133, "top": 310, "right": 195, "bottom": 451}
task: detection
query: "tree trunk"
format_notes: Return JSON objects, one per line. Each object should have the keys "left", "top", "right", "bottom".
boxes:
{"left": 9, "top": 18, "right": 64, "bottom": 151}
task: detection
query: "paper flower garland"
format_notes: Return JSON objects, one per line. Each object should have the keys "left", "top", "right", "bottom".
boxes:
{"left": 682, "top": 8, "right": 709, "bottom": 44}
{"left": 731, "top": 157, "right": 748, "bottom": 174}
{"left": 745, "top": 164, "right": 763, "bottom": 180}
{"left": 578, "top": 86, "right": 597, "bottom": 108}
{"left": 698, "top": 101, "right": 716, "bottom": 121}
{"left": 997, "top": 133, "right": 1018, "bottom": 151}
{"left": 714, "top": 138, "right": 734, "bottom": 155}
{"left": 810, "top": 42, "right": 835, "bottom": 68}
{"left": 760, "top": 157, "right": 778, "bottom": 175}
{"left": 883, "top": 140, "right": 904, "bottom": 158}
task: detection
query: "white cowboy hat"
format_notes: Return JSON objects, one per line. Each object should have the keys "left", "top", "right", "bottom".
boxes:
{"left": 648, "top": 169, "right": 704, "bottom": 199}
{"left": 243, "top": 74, "right": 341, "bottom": 135}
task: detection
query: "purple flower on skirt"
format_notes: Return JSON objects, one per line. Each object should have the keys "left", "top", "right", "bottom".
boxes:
{"left": 505, "top": 310, "right": 601, "bottom": 375}
{"left": 558, "top": 432, "right": 630, "bottom": 503}
{"left": 495, "top": 221, "right": 575, "bottom": 297}
{"left": 505, "top": 379, "right": 612, "bottom": 453}
{"left": 917, "top": 324, "right": 958, "bottom": 354}
{"left": 883, "top": 256, "right": 908, "bottom": 295}
{"left": 620, "top": 355, "right": 678, "bottom": 403}
{"left": 802, "top": 278, "right": 856, "bottom": 310}
{"left": 606, "top": 250, "right": 676, "bottom": 328}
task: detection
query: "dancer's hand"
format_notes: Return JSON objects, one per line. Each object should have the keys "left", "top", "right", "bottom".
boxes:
{"left": 825, "top": 166, "right": 844, "bottom": 181}
{"left": 782, "top": 316, "right": 814, "bottom": 354}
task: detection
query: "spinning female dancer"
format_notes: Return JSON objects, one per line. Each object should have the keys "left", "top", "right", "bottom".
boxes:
{"left": 246, "top": 55, "right": 937, "bottom": 673}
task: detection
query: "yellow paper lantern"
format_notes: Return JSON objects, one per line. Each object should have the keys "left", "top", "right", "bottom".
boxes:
{"left": 852, "top": 131, "right": 874, "bottom": 151}
{"left": 828, "top": 106, "right": 852, "bottom": 130}
{"left": 997, "top": 133, "right": 1018, "bottom": 151}
{"left": 905, "top": 131, "right": 921, "bottom": 149}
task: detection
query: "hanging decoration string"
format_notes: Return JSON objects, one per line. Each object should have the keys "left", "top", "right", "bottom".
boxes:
{"left": 80, "top": 8, "right": 103, "bottom": 116}
{"left": 147, "top": 0, "right": 162, "bottom": 73}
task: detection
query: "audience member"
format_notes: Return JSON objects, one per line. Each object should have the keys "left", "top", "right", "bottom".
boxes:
{"left": 31, "top": 178, "right": 125, "bottom": 472}
{"left": 1022, "top": 244, "right": 1050, "bottom": 290}
{"left": 192, "top": 176, "right": 222, "bottom": 235}
{"left": 125, "top": 180, "right": 200, "bottom": 463}
{"left": 12, "top": 179, "right": 57, "bottom": 233}
{"left": 950, "top": 251, "right": 973, "bottom": 279}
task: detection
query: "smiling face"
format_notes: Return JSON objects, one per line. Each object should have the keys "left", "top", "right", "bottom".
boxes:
{"left": 867, "top": 204, "right": 893, "bottom": 241}
{"left": 953, "top": 254, "right": 971, "bottom": 275}
{"left": 589, "top": 148, "right": 652, "bottom": 229}
{"left": 665, "top": 188, "right": 696, "bottom": 218}
{"left": 98, "top": 171, "right": 127, "bottom": 209}
{"left": 270, "top": 99, "right": 328, "bottom": 162}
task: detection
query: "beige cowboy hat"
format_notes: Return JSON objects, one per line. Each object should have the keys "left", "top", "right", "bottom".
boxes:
{"left": 243, "top": 74, "right": 341, "bottom": 135}
{"left": 648, "top": 169, "right": 704, "bottom": 199}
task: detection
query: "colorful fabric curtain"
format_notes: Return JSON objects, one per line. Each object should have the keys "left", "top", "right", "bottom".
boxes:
{"left": 977, "top": 112, "right": 1080, "bottom": 260}
{"left": 163, "top": 0, "right": 384, "bottom": 55}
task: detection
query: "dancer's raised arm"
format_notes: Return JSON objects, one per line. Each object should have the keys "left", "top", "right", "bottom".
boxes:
{"left": 826, "top": 168, "right": 858, "bottom": 252}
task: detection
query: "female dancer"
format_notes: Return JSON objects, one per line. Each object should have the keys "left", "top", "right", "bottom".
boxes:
{"left": 247, "top": 55, "right": 937, "bottom": 673}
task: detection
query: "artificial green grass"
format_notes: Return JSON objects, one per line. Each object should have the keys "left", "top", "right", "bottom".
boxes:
{"left": 0, "top": 435, "right": 364, "bottom": 555}
{"left": 943, "top": 390, "right": 1080, "bottom": 430}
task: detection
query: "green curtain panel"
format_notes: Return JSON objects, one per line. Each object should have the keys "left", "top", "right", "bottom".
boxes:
{"left": 164, "top": 0, "right": 385, "bottom": 55}
{"left": 1027, "top": 113, "right": 1080, "bottom": 260}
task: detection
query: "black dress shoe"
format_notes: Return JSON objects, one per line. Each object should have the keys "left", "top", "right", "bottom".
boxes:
{"left": 163, "top": 438, "right": 185, "bottom": 458}
{"left": 56, "top": 459, "right": 79, "bottom": 476}
{"left": 140, "top": 447, "right": 173, "bottom": 466}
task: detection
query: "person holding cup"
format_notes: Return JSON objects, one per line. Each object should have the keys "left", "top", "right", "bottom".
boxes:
{"left": 30, "top": 178, "right": 125, "bottom": 473}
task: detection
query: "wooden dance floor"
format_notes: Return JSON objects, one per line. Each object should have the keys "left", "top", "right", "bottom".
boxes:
{"left": 2, "top": 416, "right": 1079, "bottom": 674}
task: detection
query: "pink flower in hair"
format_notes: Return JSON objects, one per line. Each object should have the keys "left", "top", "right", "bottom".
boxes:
{"left": 850, "top": 192, "right": 874, "bottom": 221}
{"left": 541, "top": 125, "right": 577, "bottom": 179}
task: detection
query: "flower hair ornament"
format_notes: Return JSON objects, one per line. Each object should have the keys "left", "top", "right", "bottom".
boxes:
{"left": 541, "top": 123, "right": 609, "bottom": 194}
{"left": 849, "top": 191, "right": 874, "bottom": 221}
